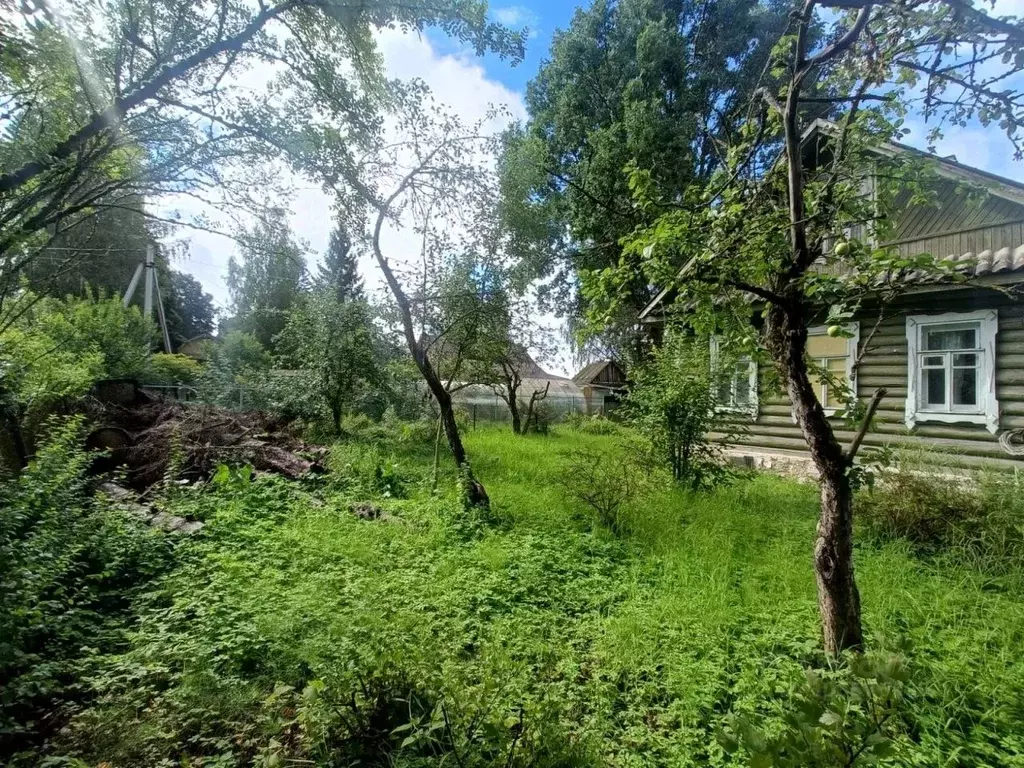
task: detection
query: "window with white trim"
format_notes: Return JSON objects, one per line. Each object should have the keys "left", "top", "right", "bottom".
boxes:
{"left": 807, "top": 324, "right": 860, "bottom": 415}
{"left": 710, "top": 337, "right": 758, "bottom": 415}
{"left": 905, "top": 310, "right": 999, "bottom": 433}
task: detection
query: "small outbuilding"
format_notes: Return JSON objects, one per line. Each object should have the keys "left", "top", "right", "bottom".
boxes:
{"left": 573, "top": 360, "right": 627, "bottom": 416}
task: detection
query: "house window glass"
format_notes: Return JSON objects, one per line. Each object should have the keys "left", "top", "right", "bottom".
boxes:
{"left": 710, "top": 336, "right": 757, "bottom": 414}
{"left": 807, "top": 325, "right": 859, "bottom": 413}
{"left": 916, "top": 322, "right": 982, "bottom": 413}
{"left": 905, "top": 311, "right": 999, "bottom": 433}
{"left": 719, "top": 359, "right": 755, "bottom": 409}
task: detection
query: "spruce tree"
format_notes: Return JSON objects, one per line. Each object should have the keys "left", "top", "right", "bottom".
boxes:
{"left": 318, "top": 224, "right": 363, "bottom": 302}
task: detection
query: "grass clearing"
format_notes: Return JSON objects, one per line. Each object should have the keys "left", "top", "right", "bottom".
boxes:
{"left": 28, "top": 426, "right": 1024, "bottom": 766}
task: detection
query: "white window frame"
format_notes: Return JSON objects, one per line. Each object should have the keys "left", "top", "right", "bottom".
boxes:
{"left": 905, "top": 310, "right": 999, "bottom": 433}
{"left": 710, "top": 336, "right": 758, "bottom": 417}
{"left": 807, "top": 323, "right": 860, "bottom": 416}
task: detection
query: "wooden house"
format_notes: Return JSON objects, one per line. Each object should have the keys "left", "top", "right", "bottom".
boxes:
{"left": 640, "top": 122, "right": 1024, "bottom": 471}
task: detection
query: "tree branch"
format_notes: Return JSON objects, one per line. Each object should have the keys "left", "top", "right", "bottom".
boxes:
{"left": 845, "top": 386, "right": 886, "bottom": 461}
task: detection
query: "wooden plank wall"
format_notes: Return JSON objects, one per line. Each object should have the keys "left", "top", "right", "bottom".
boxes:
{"left": 728, "top": 289, "right": 1024, "bottom": 470}
{"left": 892, "top": 180, "right": 1024, "bottom": 241}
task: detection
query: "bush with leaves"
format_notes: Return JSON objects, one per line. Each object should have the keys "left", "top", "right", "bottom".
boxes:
{"left": 718, "top": 653, "right": 908, "bottom": 767}
{"left": 857, "top": 456, "right": 1024, "bottom": 581}
{"left": 626, "top": 330, "right": 736, "bottom": 490}
{"left": 146, "top": 352, "right": 203, "bottom": 386}
{"left": 276, "top": 289, "right": 385, "bottom": 432}
{"left": 0, "top": 418, "right": 170, "bottom": 764}
{"left": 560, "top": 411, "right": 622, "bottom": 435}
{"left": 0, "top": 292, "right": 155, "bottom": 465}
{"left": 197, "top": 331, "right": 272, "bottom": 408}
{"left": 58, "top": 292, "right": 156, "bottom": 379}
{"left": 559, "top": 447, "right": 652, "bottom": 534}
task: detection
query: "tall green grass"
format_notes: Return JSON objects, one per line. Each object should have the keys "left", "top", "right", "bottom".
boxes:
{"left": 47, "top": 426, "right": 1024, "bottom": 766}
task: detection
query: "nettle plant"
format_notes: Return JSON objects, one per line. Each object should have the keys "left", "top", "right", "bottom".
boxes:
{"left": 583, "top": 0, "right": 1024, "bottom": 655}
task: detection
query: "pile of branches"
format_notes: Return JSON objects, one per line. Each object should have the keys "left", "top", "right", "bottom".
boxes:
{"left": 85, "top": 397, "right": 327, "bottom": 491}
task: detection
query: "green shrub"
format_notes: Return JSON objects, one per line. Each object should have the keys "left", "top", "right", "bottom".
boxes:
{"left": 719, "top": 653, "right": 908, "bottom": 767}
{"left": 625, "top": 330, "right": 736, "bottom": 490}
{"left": 523, "top": 401, "right": 555, "bottom": 434}
{"left": 857, "top": 458, "right": 1024, "bottom": 579}
{"left": 560, "top": 411, "right": 621, "bottom": 435}
{"left": 147, "top": 352, "right": 203, "bottom": 385}
{"left": 0, "top": 418, "right": 170, "bottom": 764}
{"left": 559, "top": 446, "right": 652, "bottom": 534}
{"left": 197, "top": 331, "right": 272, "bottom": 408}
{"left": 339, "top": 408, "right": 437, "bottom": 447}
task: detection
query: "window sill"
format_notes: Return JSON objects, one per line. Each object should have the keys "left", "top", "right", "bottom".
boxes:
{"left": 716, "top": 405, "right": 758, "bottom": 419}
{"left": 907, "top": 410, "right": 997, "bottom": 432}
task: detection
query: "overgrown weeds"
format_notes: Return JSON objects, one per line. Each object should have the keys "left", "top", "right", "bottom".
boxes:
{"left": 857, "top": 455, "right": 1024, "bottom": 582}
{"left": 6, "top": 426, "right": 1024, "bottom": 766}
{"left": 0, "top": 418, "right": 171, "bottom": 763}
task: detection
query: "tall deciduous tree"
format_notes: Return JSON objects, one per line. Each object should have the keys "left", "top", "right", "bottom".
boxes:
{"left": 345, "top": 98, "right": 516, "bottom": 508}
{"left": 227, "top": 210, "right": 306, "bottom": 350}
{"left": 499, "top": 0, "right": 796, "bottom": 358}
{"left": 0, "top": 0, "right": 522, "bottom": 326}
{"left": 593, "top": 0, "right": 1024, "bottom": 654}
{"left": 164, "top": 270, "right": 216, "bottom": 346}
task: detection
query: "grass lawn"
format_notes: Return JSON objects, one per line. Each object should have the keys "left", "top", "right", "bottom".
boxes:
{"left": 55, "top": 425, "right": 1024, "bottom": 766}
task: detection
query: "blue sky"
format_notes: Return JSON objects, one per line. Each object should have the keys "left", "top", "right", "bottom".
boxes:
{"left": 178, "top": 0, "right": 1024, "bottom": 375}
{"left": 450, "top": 0, "right": 1024, "bottom": 180}
{"left": 456, "top": 2, "right": 580, "bottom": 93}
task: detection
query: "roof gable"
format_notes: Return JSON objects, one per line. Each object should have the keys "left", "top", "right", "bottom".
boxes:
{"left": 573, "top": 359, "right": 626, "bottom": 386}
{"left": 801, "top": 119, "right": 1024, "bottom": 207}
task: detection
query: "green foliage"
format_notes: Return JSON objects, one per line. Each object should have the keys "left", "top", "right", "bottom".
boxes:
{"left": 559, "top": 444, "right": 655, "bottom": 534}
{"left": 0, "top": 0, "right": 523, "bottom": 306}
{"left": 523, "top": 400, "right": 554, "bottom": 435}
{"left": 501, "top": 0, "right": 795, "bottom": 352}
{"left": 197, "top": 331, "right": 272, "bottom": 408}
{"left": 857, "top": 458, "right": 1024, "bottom": 582}
{"left": 146, "top": 353, "right": 203, "bottom": 386}
{"left": 164, "top": 269, "right": 217, "bottom": 346}
{"left": 0, "top": 292, "right": 154, "bottom": 453}
{"left": 718, "top": 654, "right": 907, "bottom": 767}
{"left": 227, "top": 210, "right": 307, "bottom": 350}
{"left": 626, "top": 330, "right": 735, "bottom": 490}
{"left": 52, "top": 292, "right": 155, "bottom": 380}
{"left": 6, "top": 428, "right": 1024, "bottom": 765}
{"left": 0, "top": 418, "right": 170, "bottom": 763}
{"left": 317, "top": 223, "right": 363, "bottom": 302}
{"left": 560, "top": 411, "right": 622, "bottom": 435}
{"left": 276, "top": 288, "right": 385, "bottom": 431}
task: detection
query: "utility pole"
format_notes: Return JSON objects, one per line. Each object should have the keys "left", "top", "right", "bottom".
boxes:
{"left": 123, "top": 242, "right": 172, "bottom": 354}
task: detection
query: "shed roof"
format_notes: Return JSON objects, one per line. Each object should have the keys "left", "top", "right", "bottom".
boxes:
{"left": 573, "top": 360, "right": 626, "bottom": 386}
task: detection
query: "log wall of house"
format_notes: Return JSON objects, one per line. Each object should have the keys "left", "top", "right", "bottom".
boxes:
{"left": 727, "top": 288, "right": 1024, "bottom": 470}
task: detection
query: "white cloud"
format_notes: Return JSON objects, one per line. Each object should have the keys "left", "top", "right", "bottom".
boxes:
{"left": 171, "top": 28, "right": 527, "bottom": 304}
{"left": 491, "top": 5, "right": 541, "bottom": 38}
{"left": 164, "top": 28, "right": 579, "bottom": 374}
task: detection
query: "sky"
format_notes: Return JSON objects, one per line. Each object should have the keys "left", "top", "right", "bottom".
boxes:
{"left": 172, "top": 0, "right": 1024, "bottom": 378}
